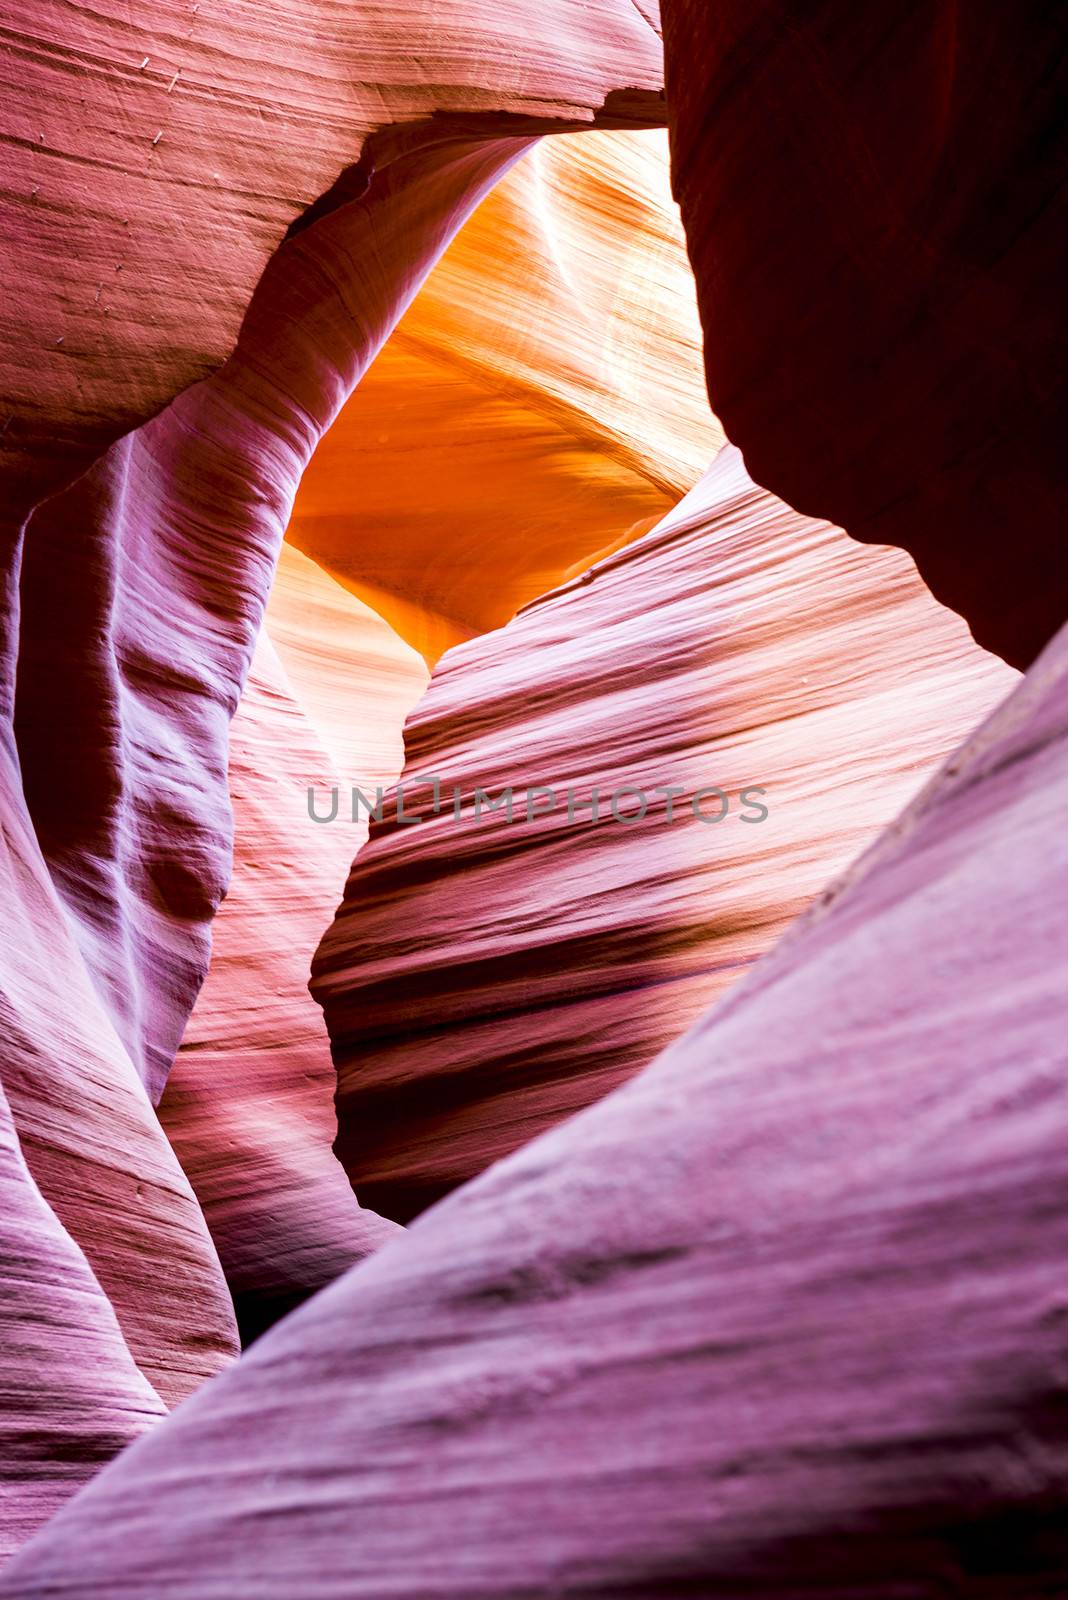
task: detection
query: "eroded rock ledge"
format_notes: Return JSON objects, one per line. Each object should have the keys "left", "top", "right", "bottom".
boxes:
{"left": 313, "top": 447, "right": 1012, "bottom": 1222}
{"left": 6, "top": 600, "right": 1065, "bottom": 1599}
{"left": 0, "top": 0, "right": 666, "bottom": 1553}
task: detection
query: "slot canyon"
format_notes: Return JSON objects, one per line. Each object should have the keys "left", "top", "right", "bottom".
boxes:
{"left": 0, "top": 2, "right": 1066, "bottom": 1594}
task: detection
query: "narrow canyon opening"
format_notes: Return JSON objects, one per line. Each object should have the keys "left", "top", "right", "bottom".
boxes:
{"left": 158, "top": 123, "right": 722, "bottom": 1341}
{"left": 158, "top": 127, "right": 1013, "bottom": 1340}
{"left": 4, "top": 4, "right": 1066, "bottom": 1590}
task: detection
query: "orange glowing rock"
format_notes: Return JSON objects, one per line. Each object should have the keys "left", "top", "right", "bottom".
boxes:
{"left": 287, "top": 129, "right": 720, "bottom": 663}
{"left": 313, "top": 449, "right": 1015, "bottom": 1222}
{"left": 163, "top": 125, "right": 714, "bottom": 1330}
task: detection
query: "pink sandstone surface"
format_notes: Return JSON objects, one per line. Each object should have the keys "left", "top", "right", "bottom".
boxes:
{"left": 159, "top": 553, "right": 425, "bottom": 1341}
{"left": 0, "top": 0, "right": 668, "bottom": 1555}
{"left": 5, "top": 610, "right": 1065, "bottom": 1596}
{"left": 0, "top": 0, "right": 1065, "bottom": 1588}
{"left": 0, "top": 1072, "right": 164, "bottom": 1564}
{"left": 315, "top": 446, "right": 1014, "bottom": 1222}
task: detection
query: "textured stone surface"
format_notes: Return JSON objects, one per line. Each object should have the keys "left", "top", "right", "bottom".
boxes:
{"left": 4, "top": 0, "right": 1065, "bottom": 1584}
{"left": 160, "top": 549, "right": 425, "bottom": 1342}
{"left": 6, "top": 617, "right": 1065, "bottom": 1597}
{"left": 0, "top": 733, "right": 230, "bottom": 1551}
{"left": 0, "top": 1036, "right": 165, "bottom": 1566}
{"left": 162, "top": 122, "right": 711, "bottom": 1335}
{"left": 313, "top": 447, "right": 1013, "bottom": 1221}
{"left": 0, "top": 128, "right": 563, "bottom": 1551}
{"left": 660, "top": 0, "right": 1068, "bottom": 668}
{"left": 287, "top": 126, "right": 720, "bottom": 661}
{"left": 1, "top": 0, "right": 665, "bottom": 523}
{"left": 0, "top": 1, "right": 667, "bottom": 1557}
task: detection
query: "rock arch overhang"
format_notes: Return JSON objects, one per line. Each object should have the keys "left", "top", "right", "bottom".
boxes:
{"left": 660, "top": 0, "right": 1068, "bottom": 669}
{"left": 0, "top": 0, "right": 667, "bottom": 1555}
{"left": 3, "top": 0, "right": 1067, "bottom": 1585}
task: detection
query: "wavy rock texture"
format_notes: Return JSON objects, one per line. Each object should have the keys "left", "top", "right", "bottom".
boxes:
{"left": 287, "top": 126, "right": 721, "bottom": 661}
{"left": 6, "top": 617, "right": 1065, "bottom": 1598}
{"left": 660, "top": 0, "right": 1068, "bottom": 669}
{"left": 0, "top": 1071, "right": 164, "bottom": 1565}
{"left": 160, "top": 122, "right": 715, "bottom": 1332}
{"left": 313, "top": 447, "right": 1014, "bottom": 1222}
{"left": 4, "top": 0, "right": 1064, "bottom": 1586}
{"left": 160, "top": 548, "right": 426, "bottom": 1342}
{"left": 0, "top": 0, "right": 666, "bottom": 1558}
{"left": 0, "top": 135, "right": 545, "bottom": 1555}
{"left": 0, "top": 734, "right": 231, "bottom": 1553}
{"left": 0, "top": 0, "right": 664, "bottom": 530}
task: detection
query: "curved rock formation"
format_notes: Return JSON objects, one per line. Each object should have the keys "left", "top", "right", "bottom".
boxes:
{"left": 660, "top": 0, "right": 1068, "bottom": 668}
{"left": 4, "top": 0, "right": 1065, "bottom": 1586}
{"left": 0, "top": 0, "right": 667, "bottom": 1557}
{"left": 1, "top": 0, "right": 665, "bottom": 530}
{"left": 160, "top": 121, "right": 711, "bottom": 1335}
{"left": 0, "top": 1073, "right": 164, "bottom": 1565}
{"left": 313, "top": 447, "right": 1013, "bottom": 1221}
{"left": 5, "top": 618, "right": 1065, "bottom": 1597}
{"left": 0, "top": 732, "right": 233, "bottom": 1555}
{"left": 287, "top": 126, "right": 720, "bottom": 660}
{"left": 160, "top": 549, "right": 425, "bottom": 1342}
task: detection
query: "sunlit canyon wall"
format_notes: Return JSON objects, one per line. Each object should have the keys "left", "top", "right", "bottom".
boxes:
{"left": 0, "top": 0, "right": 667, "bottom": 1552}
{"left": 1, "top": 0, "right": 1066, "bottom": 1593}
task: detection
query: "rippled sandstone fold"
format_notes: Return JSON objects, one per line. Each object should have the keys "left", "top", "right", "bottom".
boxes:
{"left": 159, "top": 120, "right": 713, "bottom": 1336}
{"left": 313, "top": 446, "right": 1013, "bottom": 1222}
{"left": 1, "top": 0, "right": 665, "bottom": 540}
{"left": 0, "top": 0, "right": 667, "bottom": 1556}
{"left": 3, "top": 0, "right": 1064, "bottom": 1583}
{"left": 0, "top": 732, "right": 229, "bottom": 1553}
{"left": 159, "top": 549, "right": 426, "bottom": 1343}
{"left": 0, "top": 1037, "right": 165, "bottom": 1566}
{"left": 5, "top": 613, "right": 1064, "bottom": 1597}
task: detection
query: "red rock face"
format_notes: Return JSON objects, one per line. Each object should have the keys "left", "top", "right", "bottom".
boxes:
{"left": 155, "top": 123, "right": 725, "bottom": 1338}
{"left": 313, "top": 447, "right": 1013, "bottom": 1222}
{"left": 0, "top": 0, "right": 668, "bottom": 1556}
{"left": 660, "top": 1, "right": 1068, "bottom": 670}
{"left": 159, "top": 553, "right": 426, "bottom": 1342}
{"left": 5, "top": 616, "right": 1066, "bottom": 1598}
{"left": 3, "top": 0, "right": 1066, "bottom": 1588}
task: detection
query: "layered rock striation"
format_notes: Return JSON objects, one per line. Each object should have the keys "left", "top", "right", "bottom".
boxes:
{"left": 0, "top": 0, "right": 668, "bottom": 1555}
{"left": 313, "top": 447, "right": 1013, "bottom": 1221}
{"left": 159, "top": 550, "right": 426, "bottom": 1342}
{"left": 2, "top": 0, "right": 1066, "bottom": 1586}
{"left": 161, "top": 121, "right": 716, "bottom": 1335}
{"left": 6, "top": 607, "right": 1065, "bottom": 1597}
